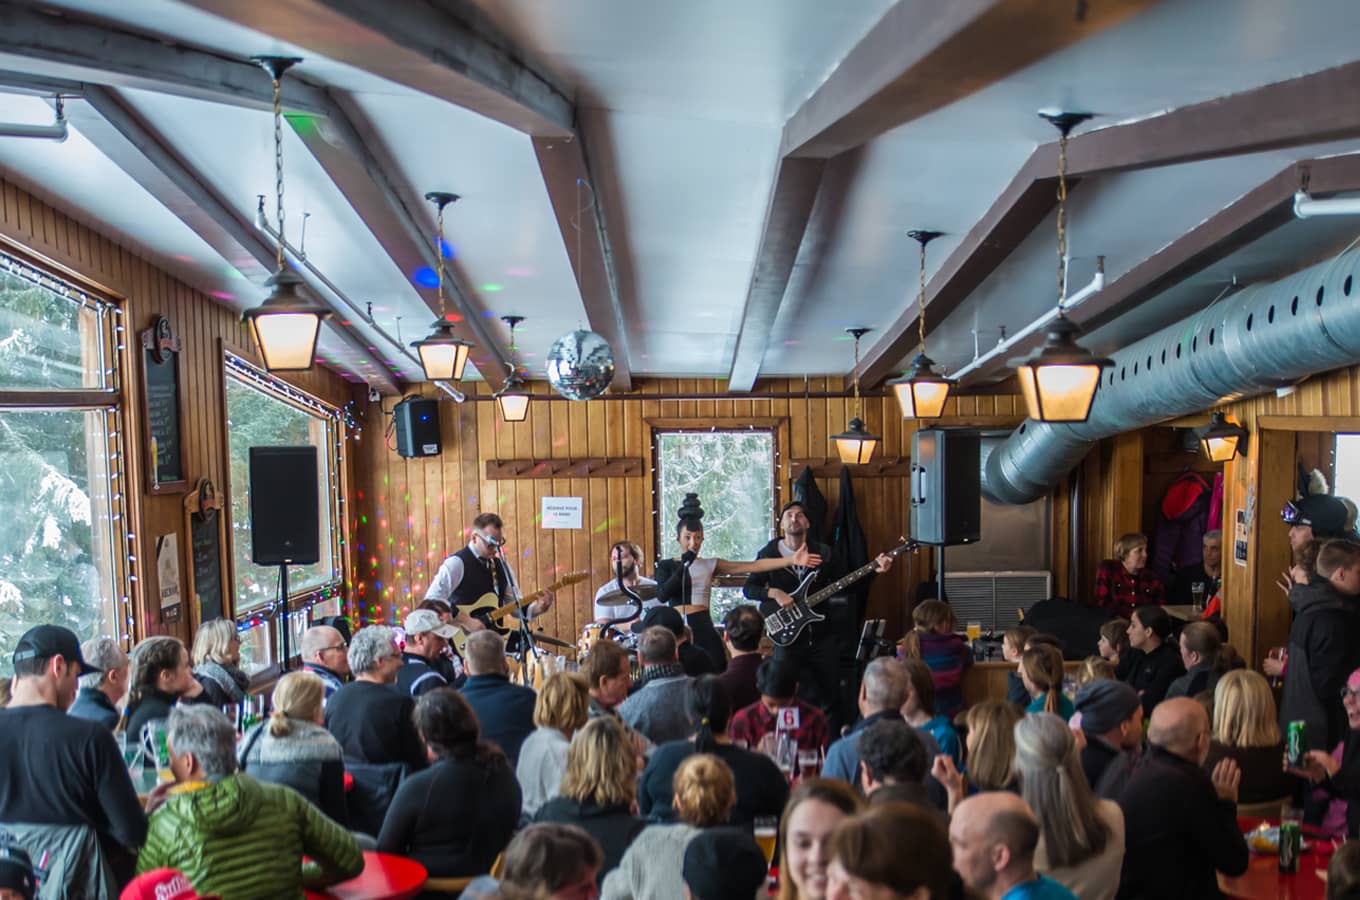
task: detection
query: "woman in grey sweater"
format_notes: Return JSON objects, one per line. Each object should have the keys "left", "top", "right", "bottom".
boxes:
{"left": 602, "top": 753, "right": 736, "bottom": 900}
{"left": 238, "top": 671, "right": 348, "bottom": 825}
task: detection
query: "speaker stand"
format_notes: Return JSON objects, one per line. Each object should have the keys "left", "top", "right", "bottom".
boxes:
{"left": 936, "top": 546, "right": 947, "bottom": 606}
{"left": 277, "top": 563, "right": 292, "bottom": 670}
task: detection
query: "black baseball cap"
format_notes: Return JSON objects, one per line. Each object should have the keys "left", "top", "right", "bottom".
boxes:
{"left": 682, "top": 827, "right": 769, "bottom": 900}
{"left": 630, "top": 605, "right": 686, "bottom": 636}
{"left": 0, "top": 833, "right": 36, "bottom": 900}
{"left": 12, "top": 625, "right": 100, "bottom": 676}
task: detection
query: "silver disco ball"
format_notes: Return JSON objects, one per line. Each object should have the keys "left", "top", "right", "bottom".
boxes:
{"left": 545, "top": 329, "right": 615, "bottom": 400}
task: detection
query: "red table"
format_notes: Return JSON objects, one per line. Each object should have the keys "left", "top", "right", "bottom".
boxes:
{"left": 1220, "top": 817, "right": 1334, "bottom": 900}
{"left": 305, "top": 851, "right": 426, "bottom": 900}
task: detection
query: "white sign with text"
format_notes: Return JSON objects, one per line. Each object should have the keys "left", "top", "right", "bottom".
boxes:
{"left": 541, "top": 496, "right": 584, "bottom": 529}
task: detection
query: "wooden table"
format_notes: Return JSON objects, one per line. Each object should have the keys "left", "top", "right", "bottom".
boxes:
{"left": 960, "top": 660, "right": 1083, "bottom": 707}
{"left": 1219, "top": 818, "right": 1333, "bottom": 900}
{"left": 304, "top": 851, "right": 427, "bottom": 900}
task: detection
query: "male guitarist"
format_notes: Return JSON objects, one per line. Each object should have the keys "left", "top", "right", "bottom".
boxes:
{"left": 743, "top": 501, "right": 893, "bottom": 733}
{"left": 424, "top": 513, "right": 555, "bottom": 643}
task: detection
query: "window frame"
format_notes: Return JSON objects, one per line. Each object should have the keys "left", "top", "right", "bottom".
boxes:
{"left": 0, "top": 242, "right": 134, "bottom": 656}
{"left": 648, "top": 417, "right": 786, "bottom": 594}
{"left": 221, "top": 350, "right": 346, "bottom": 677}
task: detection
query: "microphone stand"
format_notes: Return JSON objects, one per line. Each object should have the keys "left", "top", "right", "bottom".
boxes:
{"left": 497, "top": 548, "right": 539, "bottom": 680}
{"left": 602, "top": 557, "right": 644, "bottom": 631}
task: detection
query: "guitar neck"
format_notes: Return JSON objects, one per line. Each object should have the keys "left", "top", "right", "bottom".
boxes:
{"left": 801, "top": 543, "right": 913, "bottom": 610}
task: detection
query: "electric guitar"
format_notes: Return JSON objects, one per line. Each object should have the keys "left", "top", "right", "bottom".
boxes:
{"left": 451, "top": 571, "right": 590, "bottom": 654}
{"left": 764, "top": 540, "right": 917, "bottom": 647}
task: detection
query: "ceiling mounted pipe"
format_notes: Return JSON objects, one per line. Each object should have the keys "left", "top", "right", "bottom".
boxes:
{"left": 982, "top": 246, "right": 1360, "bottom": 504}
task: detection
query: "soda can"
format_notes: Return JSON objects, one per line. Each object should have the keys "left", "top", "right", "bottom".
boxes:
{"left": 1286, "top": 721, "right": 1308, "bottom": 768}
{"left": 1278, "top": 821, "right": 1301, "bottom": 874}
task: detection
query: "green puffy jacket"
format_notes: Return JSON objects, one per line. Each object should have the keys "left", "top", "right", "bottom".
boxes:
{"left": 137, "top": 773, "right": 363, "bottom": 899}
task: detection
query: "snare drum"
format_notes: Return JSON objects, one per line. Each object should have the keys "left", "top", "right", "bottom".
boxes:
{"left": 578, "top": 623, "right": 613, "bottom": 659}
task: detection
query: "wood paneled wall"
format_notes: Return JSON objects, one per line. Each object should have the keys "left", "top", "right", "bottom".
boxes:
{"left": 0, "top": 176, "right": 356, "bottom": 647}
{"left": 350, "top": 380, "right": 1028, "bottom": 646}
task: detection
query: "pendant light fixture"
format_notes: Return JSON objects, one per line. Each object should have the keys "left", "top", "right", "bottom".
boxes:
{"left": 1198, "top": 411, "right": 1248, "bottom": 462}
{"left": 411, "top": 191, "right": 474, "bottom": 381}
{"left": 888, "top": 229, "right": 953, "bottom": 419}
{"left": 832, "top": 327, "right": 881, "bottom": 465}
{"left": 241, "top": 56, "right": 331, "bottom": 372}
{"left": 1009, "top": 111, "right": 1112, "bottom": 423}
{"left": 495, "top": 316, "right": 530, "bottom": 422}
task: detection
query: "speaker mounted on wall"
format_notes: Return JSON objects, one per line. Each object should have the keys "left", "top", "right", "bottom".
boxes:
{"left": 393, "top": 396, "right": 441, "bottom": 458}
{"left": 248, "top": 445, "right": 321, "bottom": 566}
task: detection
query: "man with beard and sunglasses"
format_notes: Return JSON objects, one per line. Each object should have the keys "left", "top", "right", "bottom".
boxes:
{"left": 425, "top": 513, "right": 556, "bottom": 641}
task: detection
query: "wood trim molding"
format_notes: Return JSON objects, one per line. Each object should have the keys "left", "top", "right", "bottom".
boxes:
{"left": 485, "top": 457, "right": 645, "bottom": 479}
{"left": 1258, "top": 415, "right": 1360, "bottom": 432}
{"left": 644, "top": 417, "right": 789, "bottom": 431}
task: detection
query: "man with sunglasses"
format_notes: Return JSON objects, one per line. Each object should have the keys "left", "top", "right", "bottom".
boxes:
{"left": 424, "top": 513, "right": 555, "bottom": 638}
{"left": 300, "top": 625, "right": 350, "bottom": 704}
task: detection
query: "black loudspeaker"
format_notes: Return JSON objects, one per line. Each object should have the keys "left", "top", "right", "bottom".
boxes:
{"left": 248, "top": 446, "right": 320, "bottom": 565}
{"left": 394, "top": 397, "right": 441, "bottom": 458}
{"left": 910, "top": 429, "right": 981, "bottom": 546}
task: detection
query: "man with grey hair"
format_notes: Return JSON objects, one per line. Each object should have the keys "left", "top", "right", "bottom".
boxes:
{"left": 822, "top": 656, "right": 941, "bottom": 785}
{"left": 950, "top": 792, "right": 1074, "bottom": 899}
{"left": 300, "top": 624, "right": 349, "bottom": 704}
{"left": 68, "top": 636, "right": 128, "bottom": 730}
{"left": 137, "top": 706, "right": 362, "bottom": 897}
{"left": 619, "top": 627, "right": 693, "bottom": 746}
{"left": 458, "top": 631, "right": 536, "bottom": 764}
{"left": 1170, "top": 529, "right": 1223, "bottom": 607}
{"left": 324, "top": 626, "right": 426, "bottom": 771}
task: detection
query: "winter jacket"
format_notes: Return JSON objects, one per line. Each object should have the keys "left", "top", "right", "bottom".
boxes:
{"left": 1150, "top": 473, "right": 1210, "bottom": 583}
{"left": 829, "top": 467, "right": 870, "bottom": 623}
{"left": 601, "top": 822, "right": 698, "bottom": 900}
{"left": 1092, "top": 562, "right": 1165, "bottom": 621}
{"left": 917, "top": 630, "right": 970, "bottom": 718}
{"left": 1280, "top": 581, "right": 1360, "bottom": 751}
{"left": 68, "top": 687, "right": 121, "bottom": 731}
{"left": 136, "top": 773, "right": 362, "bottom": 899}
{"left": 535, "top": 796, "right": 646, "bottom": 882}
{"left": 1165, "top": 662, "right": 1219, "bottom": 702}
{"left": 792, "top": 466, "right": 829, "bottom": 543}
{"left": 1123, "top": 643, "right": 1185, "bottom": 718}
{"left": 238, "top": 718, "right": 348, "bottom": 826}
{"left": 194, "top": 660, "right": 250, "bottom": 706}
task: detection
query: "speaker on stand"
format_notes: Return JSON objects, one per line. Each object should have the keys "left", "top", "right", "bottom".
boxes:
{"left": 910, "top": 429, "right": 981, "bottom": 605}
{"left": 248, "top": 446, "right": 321, "bottom": 668}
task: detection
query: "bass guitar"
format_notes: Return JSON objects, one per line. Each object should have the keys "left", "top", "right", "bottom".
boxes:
{"left": 451, "top": 570, "right": 590, "bottom": 654}
{"left": 764, "top": 540, "right": 917, "bottom": 647}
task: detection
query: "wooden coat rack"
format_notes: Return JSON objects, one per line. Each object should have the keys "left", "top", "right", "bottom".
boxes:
{"left": 486, "top": 457, "right": 644, "bottom": 479}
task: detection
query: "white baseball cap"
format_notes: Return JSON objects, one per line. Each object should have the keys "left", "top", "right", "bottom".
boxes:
{"left": 404, "top": 608, "right": 458, "bottom": 639}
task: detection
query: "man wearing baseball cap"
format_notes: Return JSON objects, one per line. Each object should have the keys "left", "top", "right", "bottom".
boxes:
{"left": 396, "top": 608, "right": 460, "bottom": 697}
{"left": 0, "top": 832, "right": 37, "bottom": 900}
{"left": 0, "top": 625, "right": 147, "bottom": 886}
{"left": 630, "top": 605, "right": 716, "bottom": 677}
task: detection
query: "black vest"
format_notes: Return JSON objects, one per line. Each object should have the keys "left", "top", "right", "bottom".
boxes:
{"left": 451, "top": 546, "right": 506, "bottom": 607}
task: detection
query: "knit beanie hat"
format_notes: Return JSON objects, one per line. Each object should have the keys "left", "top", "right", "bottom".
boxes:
{"left": 1074, "top": 679, "right": 1141, "bottom": 734}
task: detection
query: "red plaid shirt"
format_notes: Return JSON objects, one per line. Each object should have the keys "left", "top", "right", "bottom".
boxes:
{"left": 1092, "top": 560, "right": 1166, "bottom": 620}
{"left": 729, "top": 698, "right": 829, "bottom": 753}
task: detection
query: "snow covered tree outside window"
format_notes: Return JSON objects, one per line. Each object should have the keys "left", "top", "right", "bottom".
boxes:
{"left": 224, "top": 372, "right": 339, "bottom": 622}
{"left": 655, "top": 430, "right": 775, "bottom": 621}
{"left": 0, "top": 260, "right": 122, "bottom": 676}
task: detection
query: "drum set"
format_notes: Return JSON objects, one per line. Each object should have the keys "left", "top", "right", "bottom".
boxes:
{"left": 577, "top": 582, "right": 655, "bottom": 658}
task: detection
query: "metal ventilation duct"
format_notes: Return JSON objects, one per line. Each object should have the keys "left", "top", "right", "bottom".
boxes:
{"left": 983, "top": 246, "right": 1360, "bottom": 504}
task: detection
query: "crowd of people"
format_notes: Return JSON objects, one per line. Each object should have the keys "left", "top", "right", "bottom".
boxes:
{"left": 6, "top": 495, "right": 1360, "bottom": 900}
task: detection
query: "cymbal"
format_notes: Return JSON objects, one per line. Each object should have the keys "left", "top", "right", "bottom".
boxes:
{"left": 532, "top": 634, "right": 578, "bottom": 651}
{"left": 594, "top": 583, "right": 659, "bottom": 607}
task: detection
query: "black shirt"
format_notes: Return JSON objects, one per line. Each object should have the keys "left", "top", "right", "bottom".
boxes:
{"left": 1169, "top": 563, "right": 1221, "bottom": 607}
{"left": 678, "top": 641, "right": 717, "bottom": 678}
{"left": 377, "top": 753, "right": 520, "bottom": 877}
{"left": 1123, "top": 642, "right": 1185, "bottom": 717}
{"left": 123, "top": 690, "right": 178, "bottom": 744}
{"left": 638, "top": 740, "right": 789, "bottom": 826}
{"left": 395, "top": 652, "right": 448, "bottom": 697}
{"left": 325, "top": 680, "right": 427, "bottom": 771}
{"left": 0, "top": 705, "right": 147, "bottom": 852}
{"left": 68, "top": 687, "right": 120, "bottom": 731}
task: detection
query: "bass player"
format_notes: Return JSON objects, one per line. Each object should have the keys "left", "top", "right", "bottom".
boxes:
{"left": 743, "top": 500, "right": 893, "bottom": 733}
{"left": 424, "top": 513, "right": 555, "bottom": 644}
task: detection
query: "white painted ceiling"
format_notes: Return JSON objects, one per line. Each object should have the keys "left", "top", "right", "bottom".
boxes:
{"left": 2, "top": 0, "right": 1359, "bottom": 389}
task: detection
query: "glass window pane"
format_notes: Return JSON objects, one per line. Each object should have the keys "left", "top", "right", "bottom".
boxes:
{"left": 655, "top": 430, "right": 775, "bottom": 563}
{"left": 1336, "top": 434, "right": 1360, "bottom": 503}
{"left": 225, "top": 374, "right": 338, "bottom": 612}
{"left": 0, "top": 261, "right": 109, "bottom": 390}
{"left": 237, "top": 621, "right": 272, "bottom": 676}
{"left": 0, "top": 409, "right": 118, "bottom": 675}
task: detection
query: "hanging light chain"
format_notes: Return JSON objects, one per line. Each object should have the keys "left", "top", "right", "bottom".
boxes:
{"left": 917, "top": 239, "right": 928, "bottom": 351}
{"left": 271, "top": 73, "right": 286, "bottom": 272}
{"left": 435, "top": 201, "right": 447, "bottom": 318}
{"left": 1056, "top": 130, "right": 1069, "bottom": 309}
{"left": 851, "top": 331, "right": 862, "bottom": 417}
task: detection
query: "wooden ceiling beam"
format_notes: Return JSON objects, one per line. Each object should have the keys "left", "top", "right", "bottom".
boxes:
{"left": 67, "top": 87, "right": 401, "bottom": 395}
{"left": 781, "top": 0, "right": 1155, "bottom": 160}
{"left": 856, "top": 59, "right": 1360, "bottom": 388}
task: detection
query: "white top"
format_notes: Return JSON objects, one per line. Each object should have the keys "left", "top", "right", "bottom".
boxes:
{"left": 592, "top": 576, "right": 659, "bottom": 620}
{"left": 516, "top": 726, "right": 570, "bottom": 816}
{"left": 1035, "top": 798, "right": 1126, "bottom": 900}
{"left": 679, "top": 557, "right": 718, "bottom": 609}
{"left": 424, "top": 541, "right": 522, "bottom": 605}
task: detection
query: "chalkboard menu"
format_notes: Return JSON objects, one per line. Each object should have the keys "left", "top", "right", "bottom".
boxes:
{"left": 185, "top": 478, "right": 228, "bottom": 623}
{"left": 140, "top": 316, "right": 186, "bottom": 494}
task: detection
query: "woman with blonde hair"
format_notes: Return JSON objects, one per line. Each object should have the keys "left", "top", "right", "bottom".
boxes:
{"left": 536, "top": 715, "right": 645, "bottom": 881}
{"left": 1203, "top": 669, "right": 1295, "bottom": 803}
{"left": 191, "top": 618, "right": 249, "bottom": 706}
{"left": 1077, "top": 656, "right": 1117, "bottom": 687}
{"left": 602, "top": 754, "right": 737, "bottom": 899}
{"left": 1014, "top": 713, "right": 1124, "bottom": 900}
{"left": 1021, "top": 644, "right": 1073, "bottom": 719}
{"left": 517, "top": 671, "right": 591, "bottom": 816}
{"left": 771, "top": 778, "right": 862, "bottom": 900}
{"left": 237, "top": 671, "right": 347, "bottom": 824}
{"left": 932, "top": 700, "right": 1021, "bottom": 814}
{"left": 1093, "top": 532, "right": 1165, "bottom": 620}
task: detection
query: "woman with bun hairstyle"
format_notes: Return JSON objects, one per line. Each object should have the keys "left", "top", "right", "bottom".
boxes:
{"left": 602, "top": 753, "right": 737, "bottom": 900}
{"left": 655, "top": 493, "right": 821, "bottom": 669}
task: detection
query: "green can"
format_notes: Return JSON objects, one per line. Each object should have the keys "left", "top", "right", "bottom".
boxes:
{"left": 1286, "top": 721, "right": 1309, "bottom": 768}
{"left": 1278, "top": 821, "right": 1301, "bottom": 874}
